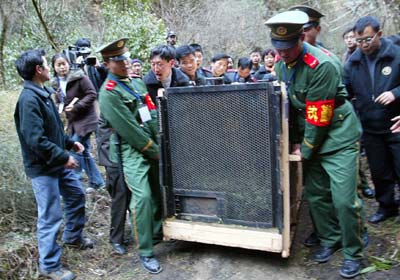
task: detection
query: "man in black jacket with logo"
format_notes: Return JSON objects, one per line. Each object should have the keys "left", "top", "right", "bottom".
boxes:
{"left": 344, "top": 16, "right": 400, "bottom": 224}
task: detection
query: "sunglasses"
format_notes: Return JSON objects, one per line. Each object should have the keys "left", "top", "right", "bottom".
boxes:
{"left": 355, "top": 33, "right": 378, "bottom": 44}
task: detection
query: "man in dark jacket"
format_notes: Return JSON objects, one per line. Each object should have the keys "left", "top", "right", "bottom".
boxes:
{"left": 226, "top": 57, "right": 257, "bottom": 83}
{"left": 344, "top": 16, "right": 400, "bottom": 224}
{"left": 14, "top": 49, "right": 93, "bottom": 280}
{"left": 175, "top": 45, "right": 207, "bottom": 86}
{"left": 143, "top": 45, "right": 190, "bottom": 104}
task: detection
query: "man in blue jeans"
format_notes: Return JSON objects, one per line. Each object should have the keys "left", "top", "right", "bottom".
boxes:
{"left": 14, "top": 49, "right": 94, "bottom": 280}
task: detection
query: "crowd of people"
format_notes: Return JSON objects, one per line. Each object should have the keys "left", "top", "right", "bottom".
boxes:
{"left": 13, "top": 4, "right": 400, "bottom": 280}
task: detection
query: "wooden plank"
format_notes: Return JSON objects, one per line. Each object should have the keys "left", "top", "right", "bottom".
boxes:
{"left": 280, "top": 82, "right": 291, "bottom": 258}
{"left": 163, "top": 219, "right": 283, "bottom": 253}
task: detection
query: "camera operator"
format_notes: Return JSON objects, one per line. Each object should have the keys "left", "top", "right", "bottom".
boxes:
{"left": 63, "top": 38, "right": 107, "bottom": 92}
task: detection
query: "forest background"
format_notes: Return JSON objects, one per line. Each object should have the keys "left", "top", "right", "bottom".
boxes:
{"left": 0, "top": 0, "right": 399, "bottom": 279}
{"left": 0, "top": 0, "right": 399, "bottom": 89}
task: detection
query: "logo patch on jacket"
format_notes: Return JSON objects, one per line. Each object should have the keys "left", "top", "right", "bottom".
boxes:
{"left": 105, "top": 80, "right": 117, "bottom": 90}
{"left": 303, "top": 53, "right": 319, "bottom": 69}
{"left": 306, "top": 99, "right": 334, "bottom": 126}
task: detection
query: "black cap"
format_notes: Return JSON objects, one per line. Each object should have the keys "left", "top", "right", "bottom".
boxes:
{"left": 166, "top": 30, "right": 177, "bottom": 39}
{"left": 289, "top": 5, "right": 324, "bottom": 29}
{"left": 75, "top": 38, "right": 91, "bottom": 48}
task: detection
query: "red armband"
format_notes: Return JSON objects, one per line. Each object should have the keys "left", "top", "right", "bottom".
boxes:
{"left": 306, "top": 99, "right": 334, "bottom": 126}
{"left": 144, "top": 93, "right": 156, "bottom": 110}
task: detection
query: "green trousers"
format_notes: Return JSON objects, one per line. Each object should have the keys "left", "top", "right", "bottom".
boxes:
{"left": 304, "top": 142, "right": 364, "bottom": 260}
{"left": 122, "top": 146, "right": 162, "bottom": 257}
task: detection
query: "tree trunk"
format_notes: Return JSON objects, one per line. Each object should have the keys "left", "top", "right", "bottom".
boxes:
{"left": 0, "top": 6, "right": 8, "bottom": 87}
{"left": 31, "top": 0, "right": 59, "bottom": 51}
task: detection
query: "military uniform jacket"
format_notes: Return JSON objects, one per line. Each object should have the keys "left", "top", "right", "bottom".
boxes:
{"left": 275, "top": 42, "right": 361, "bottom": 159}
{"left": 99, "top": 74, "right": 159, "bottom": 162}
{"left": 344, "top": 38, "right": 400, "bottom": 134}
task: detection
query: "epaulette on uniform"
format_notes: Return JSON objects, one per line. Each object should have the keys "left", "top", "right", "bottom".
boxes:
{"left": 105, "top": 80, "right": 117, "bottom": 90}
{"left": 303, "top": 53, "right": 319, "bottom": 69}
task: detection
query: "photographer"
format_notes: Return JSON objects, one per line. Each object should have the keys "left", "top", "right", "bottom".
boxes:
{"left": 64, "top": 38, "right": 107, "bottom": 92}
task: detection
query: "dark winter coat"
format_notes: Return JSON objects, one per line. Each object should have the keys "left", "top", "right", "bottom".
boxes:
{"left": 225, "top": 71, "right": 257, "bottom": 83}
{"left": 344, "top": 38, "right": 400, "bottom": 134}
{"left": 143, "top": 67, "right": 190, "bottom": 104}
{"left": 51, "top": 69, "right": 99, "bottom": 137}
{"left": 14, "top": 81, "right": 75, "bottom": 178}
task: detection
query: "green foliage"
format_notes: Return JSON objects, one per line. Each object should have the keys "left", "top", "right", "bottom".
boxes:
{"left": 100, "top": 0, "right": 165, "bottom": 70}
{"left": 0, "top": 90, "right": 36, "bottom": 232}
{"left": 0, "top": 0, "right": 165, "bottom": 88}
{"left": 360, "top": 256, "right": 397, "bottom": 274}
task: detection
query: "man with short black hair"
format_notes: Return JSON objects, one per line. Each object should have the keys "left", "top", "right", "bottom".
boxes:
{"left": 14, "top": 48, "right": 92, "bottom": 280}
{"left": 344, "top": 15, "right": 400, "bottom": 224}
{"left": 342, "top": 27, "right": 357, "bottom": 62}
{"left": 226, "top": 57, "right": 257, "bottom": 83}
{"left": 175, "top": 45, "right": 206, "bottom": 86}
{"left": 166, "top": 30, "right": 177, "bottom": 48}
{"left": 249, "top": 48, "right": 262, "bottom": 75}
{"left": 190, "top": 43, "right": 212, "bottom": 78}
{"left": 143, "top": 45, "right": 190, "bottom": 104}
{"left": 206, "top": 53, "right": 231, "bottom": 85}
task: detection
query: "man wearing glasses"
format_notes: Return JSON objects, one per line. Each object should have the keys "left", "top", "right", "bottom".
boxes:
{"left": 344, "top": 16, "right": 400, "bottom": 224}
{"left": 143, "top": 45, "right": 190, "bottom": 105}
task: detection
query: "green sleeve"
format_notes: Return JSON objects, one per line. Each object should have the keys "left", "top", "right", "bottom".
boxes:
{"left": 301, "top": 61, "right": 339, "bottom": 159}
{"left": 99, "top": 87, "right": 159, "bottom": 159}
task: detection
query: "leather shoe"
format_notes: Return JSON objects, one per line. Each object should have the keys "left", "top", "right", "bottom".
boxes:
{"left": 39, "top": 267, "right": 75, "bottom": 280}
{"left": 361, "top": 187, "right": 375, "bottom": 199}
{"left": 368, "top": 211, "right": 398, "bottom": 224}
{"left": 312, "top": 244, "right": 341, "bottom": 263}
{"left": 64, "top": 237, "right": 94, "bottom": 250}
{"left": 111, "top": 243, "right": 127, "bottom": 255}
{"left": 139, "top": 256, "right": 162, "bottom": 274}
{"left": 303, "top": 232, "right": 320, "bottom": 247}
{"left": 340, "top": 259, "right": 361, "bottom": 278}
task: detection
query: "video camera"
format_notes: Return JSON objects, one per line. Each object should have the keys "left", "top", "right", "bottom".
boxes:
{"left": 63, "top": 45, "right": 96, "bottom": 69}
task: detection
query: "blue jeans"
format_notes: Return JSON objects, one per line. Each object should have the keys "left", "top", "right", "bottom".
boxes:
{"left": 72, "top": 132, "right": 104, "bottom": 188}
{"left": 32, "top": 169, "right": 86, "bottom": 272}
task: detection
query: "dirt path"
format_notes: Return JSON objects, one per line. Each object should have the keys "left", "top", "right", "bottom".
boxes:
{"left": 56, "top": 190, "right": 399, "bottom": 280}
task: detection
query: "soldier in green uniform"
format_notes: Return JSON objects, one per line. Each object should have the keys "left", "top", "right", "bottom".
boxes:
{"left": 97, "top": 38, "right": 162, "bottom": 274}
{"left": 289, "top": 5, "right": 374, "bottom": 249}
{"left": 265, "top": 11, "right": 365, "bottom": 279}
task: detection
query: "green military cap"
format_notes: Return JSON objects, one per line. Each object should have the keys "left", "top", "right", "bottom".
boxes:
{"left": 96, "top": 38, "right": 130, "bottom": 61}
{"left": 289, "top": 5, "right": 324, "bottom": 29}
{"left": 265, "top": 11, "right": 309, "bottom": 50}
